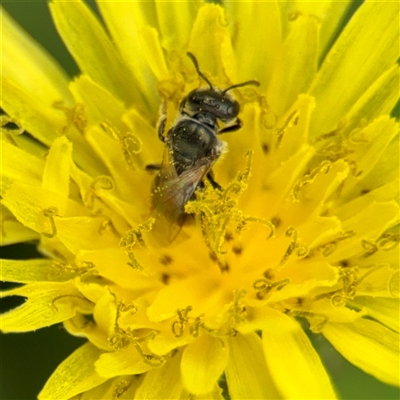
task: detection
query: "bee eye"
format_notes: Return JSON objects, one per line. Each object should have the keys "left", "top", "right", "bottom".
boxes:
{"left": 228, "top": 101, "right": 240, "bottom": 117}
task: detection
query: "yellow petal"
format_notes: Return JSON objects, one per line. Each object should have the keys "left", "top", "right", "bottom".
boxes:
{"left": 259, "top": 145, "right": 314, "bottom": 218}
{"left": 350, "top": 117, "right": 398, "bottom": 182}
{"left": 343, "top": 65, "right": 399, "bottom": 137}
{"left": 147, "top": 272, "right": 224, "bottom": 322}
{"left": 69, "top": 75, "right": 126, "bottom": 128}
{"left": 1, "top": 7, "right": 72, "bottom": 105}
{"left": 77, "top": 376, "right": 141, "bottom": 400}
{"left": 262, "top": 312, "right": 337, "bottom": 399}
{"left": 95, "top": 346, "right": 151, "bottom": 378}
{"left": 188, "top": 4, "right": 234, "bottom": 81}
{"left": 351, "top": 296, "right": 400, "bottom": 333}
{"left": 42, "top": 136, "right": 72, "bottom": 198}
{"left": 268, "top": 15, "right": 318, "bottom": 115}
{"left": 360, "top": 131, "right": 399, "bottom": 193}
{"left": 1, "top": 139, "right": 44, "bottom": 188}
{"left": 122, "top": 108, "right": 163, "bottom": 163}
{"left": 309, "top": 1, "right": 399, "bottom": 136}
{"left": 225, "top": 0, "right": 282, "bottom": 85}
{"left": 179, "top": 385, "right": 224, "bottom": 400}
{"left": 139, "top": 25, "right": 171, "bottom": 82}
{"left": 50, "top": 0, "right": 142, "bottom": 107}
{"left": 56, "top": 216, "right": 119, "bottom": 254}
{"left": 337, "top": 179, "right": 399, "bottom": 221}
{"left": 278, "top": 0, "right": 353, "bottom": 63}
{"left": 134, "top": 351, "right": 184, "bottom": 399}
{"left": 330, "top": 201, "right": 399, "bottom": 262}
{"left": 195, "top": 385, "right": 224, "bottom": 400}
{"left": 63, "top": 313, "right": 110, "bottom": 351}
{"left": 323, "top": 318, "right": 400, "bottom": 386}
{"left": 0, "top": 258, "right": 74, "bottom": 283}
{"left": 225, "top": 332, "right": 281, "bottom": 399}
{"left": 181, "top": 334, "right": 229, "bottom": 395}
{"left": 268, "top": 260, "right": 339, "bottom": 303}
{"left": 39, "top": 342, "right": 106, "bottom": 400}
{"left": 0, "top": 213, "right": 38, "bottom": 246}
{"left": 356, "top": 265, "right": 399, "bottom": 298}
{"left": 1, "top": 79, "right": 65, "bottom": 146}
{"left": 2, "top": 181, "right": 88, "bottom": 236}
{"left": 97, "top": 1, "right": 159, "bottom": 108}
{"left": 155, "top": 1, "right": 200, "bottom": 51}
{"left": 1, "top": 281, "right": 93, "bottom": 332}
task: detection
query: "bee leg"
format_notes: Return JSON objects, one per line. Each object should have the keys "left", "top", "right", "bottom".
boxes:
{"left": 145, "top": 164, "right": 161, "bottom": 172}
{"left": 218, "top": 118, "right": 242, "bottom": 134}
{"left": 157, "top": 100, "right": 167, "bottom": 142}
{"left": 206, "top": 171, "right": 222, "bottom": 190}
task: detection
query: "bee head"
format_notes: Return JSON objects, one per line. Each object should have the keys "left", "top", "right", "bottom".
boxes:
{"left": 183, "top": 88, "right": 240, "bottom": 122}
{"left": 184, "top": 52, "right": 259, "bottom": 122}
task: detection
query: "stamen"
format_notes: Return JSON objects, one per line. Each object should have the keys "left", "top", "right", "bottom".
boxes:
{"left": 108, "top": 334, "right": 130, "bottom": 350}
{"left": 131, "top": 341, "right": 164, "bottom": 367}
{"left": 279, "top": 227, "right": 298, "bottom": 265}
{"left": 51, "top": 294, "right": 93, "bottom": 313}
{"left": 66, "top": 313, "right": 94, "bottom": 331}
{"left": 0, "top": 115, "right": 24, "bottom": 146}
{"left": 361, "top": 239, "right": 378, "bottom": 257}
{"left": 119, "top": 219, "right": 154, "bottom": 271}
{"left": 113, "top": 378, "right": 134, "bottom": 399}
{"left": 377, "top": 232, "right": 399, "bottom": 250}
{"left": 120, "top": 133, "right": 143, "bottom": 165}
{"left": 53, "top": 260, "right": 97, "bottom": 277}
{"left": 292, "top": 160, "right": 332, "bottom": 201}
{"left": 97, "top": 216, "right": 119, "bottom": 237}
{"left": 1, "top": 215, "right": 17, "bottom": 237}
{"left": 101, "top": 121, "right": 142, "bottom": 168}
{"left": 331, "top": 292, "right": 347, "bottom": 307}
{"left": 84, "top": 176, "right": 114, "bottom": 210}
{"left": 110, "top": 301, "right": 163, "bottom": 365}
{"left": 118, "top": 301, "right": 139, "bottom": 316}
{"left": 275, "top": 110, "right": 298, "bottom": 148}
{"left": 289, "top": 310, "right": 328, "bottom": 333}
{"left": 41, "top": 207, "right": 59, "bottom": 238}
{"left": 53, "top": 101, "right": 87, "bottom": 133}
{"left": 253, "top": 278, "right": 290, "bottom": 299}
{"left": 189, "top": 317, "right": 203, "bottom": 338}
{"left": 317, "top": 230, "right": 356, "bottom": 257}
{"left": 171, "top": 305, "right": 192, "bottom": 337}
{"left": 186, "top": 151, "right": 257, "bottom": 259}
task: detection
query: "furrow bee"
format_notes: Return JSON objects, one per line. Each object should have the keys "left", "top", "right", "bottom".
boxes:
{"left": 149, "top": 52, "right": 259, "bottom": 239}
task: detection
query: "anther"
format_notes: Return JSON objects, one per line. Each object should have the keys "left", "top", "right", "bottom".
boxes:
{"left": 41, "top": 207, "right": 59, "bottom": 238}
{"left": 51, "top": 294, "right": 93, "bottom": 313}
{"left": 361, "top": 239, "right": 378, "bottom": 257}
{"left": 172, "top": 306, "right": 192, "bottom": 337}
{"left": 1, "top": 215, "right": 17, "bottom": 237}
{"left": 0, "top": 115, "right": 24, "bottom": 145}
{"left": 53, "top": 101, "right": 87, "bottom": 133}
{"left": 113, "top": 378, "right": 133, "bottom": 399}
{"left": 275, "top": 110, "right": 298, "bottom": 147}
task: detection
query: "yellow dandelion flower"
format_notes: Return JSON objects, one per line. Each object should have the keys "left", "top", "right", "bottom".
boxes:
{"left": 1, "top": 0, "right": 399, "bottom": 399}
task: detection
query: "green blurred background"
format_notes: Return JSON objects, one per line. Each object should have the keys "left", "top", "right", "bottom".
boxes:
{"left": 1, "top": 1, "right": 399, "bottom": 399}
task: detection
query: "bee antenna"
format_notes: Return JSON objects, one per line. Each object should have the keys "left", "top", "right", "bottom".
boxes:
{"left": 223, "top": 80, "right": 260, "bottom": 94}
{"left": 187, "top": 52, "right": 214, "bottom": 90}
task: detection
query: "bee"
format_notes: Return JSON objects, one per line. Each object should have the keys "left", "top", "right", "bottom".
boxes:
{"left": 150, "top": 52, "right": 259, "bottom": 232}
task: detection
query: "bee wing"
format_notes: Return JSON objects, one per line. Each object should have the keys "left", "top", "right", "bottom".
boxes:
{"left": 156, "top": 146, "right": 178, "bottom": 183}
{"left": 152, "top": 147, "right": 206, "bottom": 219}
{"left": 150, "top": 147, "right": 209, "bottom": 246}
